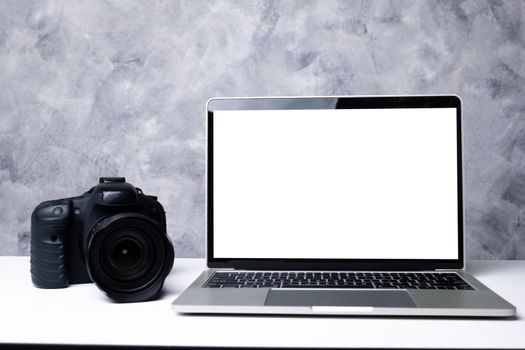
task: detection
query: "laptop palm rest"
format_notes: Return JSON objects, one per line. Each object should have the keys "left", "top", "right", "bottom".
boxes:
{"left": 265, "top": 289, "right": 417, "bottom": 308}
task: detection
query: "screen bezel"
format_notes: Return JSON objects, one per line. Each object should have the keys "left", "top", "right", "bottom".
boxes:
{"left": 207, "top": 95, "right": 463, "bottom": 271}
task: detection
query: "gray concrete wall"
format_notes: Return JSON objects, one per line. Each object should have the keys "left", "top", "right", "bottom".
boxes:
{"left": 1, "top": 0, "right": 524, "bottom": 258}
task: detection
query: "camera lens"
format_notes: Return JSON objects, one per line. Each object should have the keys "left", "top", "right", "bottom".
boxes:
{"left": 104, "top": 233, "right": 149, "bottom": 282}
{"left": 111, "top": 239, "right": 141, "bottom": 271}
{"left": 86, "top": 213, "right": 174, "bottom": 302}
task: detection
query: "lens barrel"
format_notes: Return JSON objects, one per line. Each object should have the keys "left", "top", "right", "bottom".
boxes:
{"left": 86, "top": 213, "right": 174, "bottom": 302}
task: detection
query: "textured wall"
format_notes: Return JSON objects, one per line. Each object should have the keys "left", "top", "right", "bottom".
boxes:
{"left": 0, "top": 0, "right": 524, "bottom": 258}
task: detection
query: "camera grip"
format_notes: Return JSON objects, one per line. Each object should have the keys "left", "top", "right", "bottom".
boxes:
{"left": 30, "top": 203, "right": 70, "bottom": 288}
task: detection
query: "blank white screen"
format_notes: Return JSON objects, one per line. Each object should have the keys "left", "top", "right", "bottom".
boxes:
{"left": 212, "top": 108, "right": 458, "bottom": 259}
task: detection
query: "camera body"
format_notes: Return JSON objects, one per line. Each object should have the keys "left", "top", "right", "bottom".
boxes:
{"left": 30, "top": 177, "right": 174, "bottom": 302}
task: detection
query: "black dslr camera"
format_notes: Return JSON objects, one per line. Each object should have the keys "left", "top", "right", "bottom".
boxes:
{"left": 30, "top": 177, "right": 174, "bottom": 302}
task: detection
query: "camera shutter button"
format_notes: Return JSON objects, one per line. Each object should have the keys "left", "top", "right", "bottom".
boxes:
{"left": 52, "top": 207, "right": 63, "bottom": 216}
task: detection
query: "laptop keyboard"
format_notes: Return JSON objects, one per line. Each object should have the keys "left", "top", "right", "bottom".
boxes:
{"left": 204, "top": 271, "right": 474, "bottom": 290}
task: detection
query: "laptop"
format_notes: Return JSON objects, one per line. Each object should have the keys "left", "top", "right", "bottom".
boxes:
{"left": 172, "top": 95, "right": 516, "bottom": 317}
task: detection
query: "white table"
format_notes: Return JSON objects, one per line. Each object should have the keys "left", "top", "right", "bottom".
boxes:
{"left": 1, "top": 257, "right": 524, "bottom": 348}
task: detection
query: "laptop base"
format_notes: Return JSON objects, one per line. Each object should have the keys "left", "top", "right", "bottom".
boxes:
{"left": 172, "top": 269, "right": 516, "bottom": 317}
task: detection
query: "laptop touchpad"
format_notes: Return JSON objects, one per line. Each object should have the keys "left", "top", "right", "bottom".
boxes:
{"left": 265, "top": 289, "right": 417, "bottom": 307}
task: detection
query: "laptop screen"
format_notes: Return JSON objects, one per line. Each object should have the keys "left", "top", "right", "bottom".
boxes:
{"left": 207, "top": 96, "right": 463, "bottom": 270}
